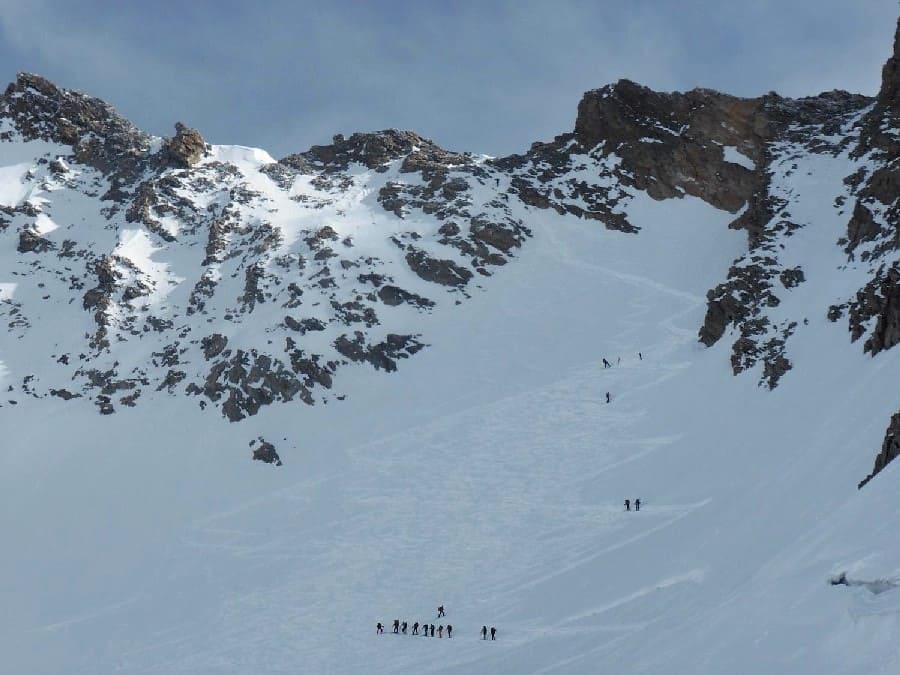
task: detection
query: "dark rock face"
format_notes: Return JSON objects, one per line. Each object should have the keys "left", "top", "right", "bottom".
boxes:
{"left": 334, "top": 331, "right": 425, "bottom": 372}
{"left": 405, "top": 249, "right": 473, "bottom": 287}
{"left": 858, "top": 412, "right": 900, "bottom": 489}
{"left": 575, "top": 81, "right": 767, "bottom": 212}
{"left": 833, "top": 19, "right": 899, "bottom": 358}
{"left": 858, "top": 19, "right": 900, "bottom": 158}
{"left": 189, "top": 348, "right": 325, "bottom": 422}
{"left": 284, "top": 317, "right": 326, "bottom": 334}
{"left": 846, "top": 263, "right": 900, "bottom": 355}
{"left": 378, "top": 285, "right": 435, "bottom": 309}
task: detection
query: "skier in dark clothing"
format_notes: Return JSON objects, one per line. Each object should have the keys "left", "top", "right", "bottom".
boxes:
{"left": 447, "top": 624, "right": 452, "bottom": 638}
{"left": 377, "top": 622, "right": 383, "bottom": 634}
{"left": 625, "top": 499, "right": 630, "bottom": 511}
{"left": 639, "top": 352, "right": 642, "bottom": 360}
{"left": 437, "top": 605, "right": 445, "bottom": 618}
{"left": 481, "top": 625, "right": 488, "bottom": 640}
{"left": 412, "top": 621, "right": 419, "bottom": 635}
{"left": 491, "top": 627, "right": 497, "bottom": 640}
{"left": 606, "top": 392, "right": 611, "bottom": 403}
{"left": 430, "top": 624, "right": 435, "bottom": 637}
{"left": 602, "top": 358, "right": 611, "bottom": 368}
{"left": 401, "top": 621, "right": 407, "bottom": 634}
{"left": 635, "top": 498, "right": 641, "bottom": 511}
{"left": 393, "top": 619, "right": 399, "bottom": 634}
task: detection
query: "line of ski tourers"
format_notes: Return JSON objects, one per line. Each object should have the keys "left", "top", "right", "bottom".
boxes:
{"left": 377, "top": 606, "right": 497, "bottom": 640}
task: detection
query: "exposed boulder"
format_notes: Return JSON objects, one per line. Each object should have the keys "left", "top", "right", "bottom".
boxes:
{"left": 165, "top": 122, "right": 207, "bottom": 168}
{"left": 252, "top": 438, "right": 282, "bottom": 466}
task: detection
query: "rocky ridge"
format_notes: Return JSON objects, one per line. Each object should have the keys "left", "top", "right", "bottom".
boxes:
{"left": 0, "top": 20, "right": 898, "bottom": 480}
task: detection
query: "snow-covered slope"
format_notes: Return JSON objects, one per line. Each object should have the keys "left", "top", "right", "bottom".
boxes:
{"left": 1, "top": 19, "right": 898, "bottom": 675}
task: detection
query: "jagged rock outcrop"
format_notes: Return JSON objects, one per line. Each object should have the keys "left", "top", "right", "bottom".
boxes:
{"left": 858, "top": 412, "right": 900, "bottom": 488}
{"left": 165, "top": 122, "right": 207, "bottom": 168}
{"left": 845, "top": 263, "right": 900, "bottom": 354}
{"left": 575, "top": 80, "right": 768, "bottom": 212}
{"left": 696, "top": 88, "right": 876, "bottom": 387}
{"left": 831, "top": 19, "right": 900, "bottom": 359}
{"left": 1, "top": 72, "right": 152, "bottom": 193}
{"left": 289, "top": 129, "right": 429, "bottom": 172}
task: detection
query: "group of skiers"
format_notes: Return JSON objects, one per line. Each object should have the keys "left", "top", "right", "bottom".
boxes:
{"left": 601, "top": 353, "right": 641, "bottom": 369}
{"left": 601, "top": 353, "right": 643, "bottom": 403}
{"left": 624, "top": 498, "right": 641, "bottom": 511}
{"left": 376, "top": 606, "right": 497, "bottom": 641}
{"left": 378, "top": 620, "right": 452, "bottom": 638}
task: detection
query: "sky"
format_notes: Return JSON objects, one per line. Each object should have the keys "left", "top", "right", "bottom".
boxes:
{"left": 0, "top": 0, "right": 896, "bottom": 158}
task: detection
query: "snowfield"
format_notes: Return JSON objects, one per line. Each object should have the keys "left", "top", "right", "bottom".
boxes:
{"left": 2, "top": 175, "right": 899, "bottom": 675}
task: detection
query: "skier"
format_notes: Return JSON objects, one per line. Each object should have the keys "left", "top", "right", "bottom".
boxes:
{"left": 438, "top": 625, "right": 444, "bottom": 638}
{"left": 377, "top": 622, "right": 384, "bottom": 634}
{"left": 606, "top": 392, "right": 611, "bottom": 403}
{"left": 447, "top": 624, "right": 452, "bottom": 638}
{"left": 437, "top": 605, "right": 445, "bottom": 618}
{"left": 639, "top": 352, "right": 642, "bottom": 360}
{"left": 617, "top": 356, "right": 621, "bottom": 365}
{"left": 635, "top": 498, "right": 641, "bottom": 511}
{"left": 625, "top": 498, "right": 630, "bottom": 511}
{"left": 491, "top": 626, "right": 497, "bottom": 640}
{"left": 430, "top": 624, "right": 435, "bottom": 637}
{"left": 412, "top": 621, "right": 419, "bottom": 635}
{"left": 401, "top": 621, "right": 407, "bottom": 634}
{"left": 602, "top": 358, "right": 611, "bottom": 368}
{"left": 393, "top": 619, "right": 399, "bottom": 634}
{"left": 481, "top": 625, "right": 488, "bottom": 640}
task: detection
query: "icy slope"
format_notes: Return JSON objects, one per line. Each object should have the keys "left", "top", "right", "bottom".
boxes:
{"left": 2, "top": 187, "right": 899, "bottom": 674}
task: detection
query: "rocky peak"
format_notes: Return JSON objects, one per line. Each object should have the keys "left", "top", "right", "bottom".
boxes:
{"left": 858, "top": 17, "right": 900, "bottom": 156}
{"left": 292, "top": 129, "right": 433, "bottom": 172}
{"left": 1, "top": 72, "right": 152, "bottom": 178}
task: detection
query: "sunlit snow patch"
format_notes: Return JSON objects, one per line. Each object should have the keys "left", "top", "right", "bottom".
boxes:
{"left": 0, "top": 283, "right": 16, "bottom": 301}
{"left": 723, "top": 145, "right": 755, "bottom": 170}
{"left": 0, "top": 162, "right": 33, "bottom": 207}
